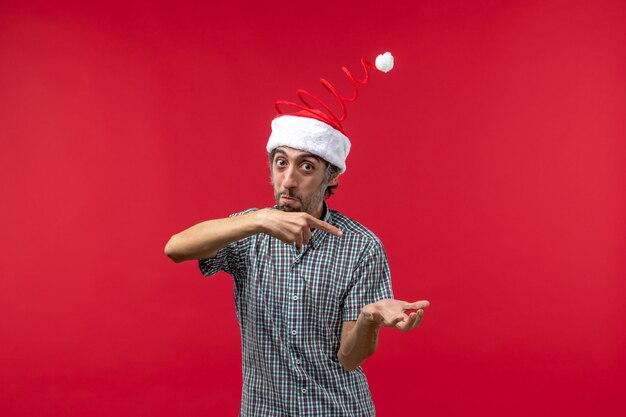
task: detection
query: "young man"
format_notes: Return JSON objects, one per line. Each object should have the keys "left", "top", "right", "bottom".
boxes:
{"left": 165, "top": 52, "right": 429, "bottom": 416}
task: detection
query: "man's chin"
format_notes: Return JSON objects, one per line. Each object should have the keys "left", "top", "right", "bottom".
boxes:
{"left": 277, "top": 204, "right": 303, "bottom": 213}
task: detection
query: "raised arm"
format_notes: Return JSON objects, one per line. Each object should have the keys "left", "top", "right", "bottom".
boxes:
{"left": 164, "top": 209, "right": 343, "bottom": 263}
{"left": 164, "top": 211, "right": 264, "bottom": 263}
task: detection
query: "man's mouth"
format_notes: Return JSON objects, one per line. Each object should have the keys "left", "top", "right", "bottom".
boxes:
{"left": 280, "top": 194, "right": 300, "bottom": 202}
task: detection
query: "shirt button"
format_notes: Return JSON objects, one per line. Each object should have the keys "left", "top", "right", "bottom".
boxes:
{"left": 293, "top": 295, "right": 298, "bottom": 301}
{"left": 301, "top": 388, "right": 307, "bottom": 394}
{"left": 296, "top": 360, "right": 301, "bottom": 365}
{"left": 291, "top": 330, "right": 297, "bottom": 335}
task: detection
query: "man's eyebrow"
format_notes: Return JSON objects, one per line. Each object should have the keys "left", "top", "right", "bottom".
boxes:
{"left": 300, "top": 152, "right": 323, "bottom": 163}
{"left": 274, "top": 149, "right": 322, "bottom": 163}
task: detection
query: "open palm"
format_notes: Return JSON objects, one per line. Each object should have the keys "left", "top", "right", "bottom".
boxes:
{"left": 360, "top": 299, "right": 430, "bottom": 332}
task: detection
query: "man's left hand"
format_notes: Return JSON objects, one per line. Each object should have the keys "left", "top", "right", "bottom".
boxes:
{"left": 360, "top": 299, "right": 430, "bottom": 332}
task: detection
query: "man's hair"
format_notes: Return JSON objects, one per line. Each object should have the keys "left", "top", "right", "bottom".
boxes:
{"left": 268, "top": 149, "right": 341, "bottom": 198}
{"left": 322, "top": 163, "right": 341, "bottom": 198}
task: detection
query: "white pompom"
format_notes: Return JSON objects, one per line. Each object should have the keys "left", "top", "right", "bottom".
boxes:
{"left": 375, "top": 51, "right": 394, "bottom": 73}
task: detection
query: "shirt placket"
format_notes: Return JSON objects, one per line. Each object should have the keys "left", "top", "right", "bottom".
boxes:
{"left": 288, "top": 244, "right": 311, "bottom": 413}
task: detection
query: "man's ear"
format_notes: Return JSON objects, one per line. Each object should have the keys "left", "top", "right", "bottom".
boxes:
{"left": 327, "top": 173, "right": 340, "bottom": 186}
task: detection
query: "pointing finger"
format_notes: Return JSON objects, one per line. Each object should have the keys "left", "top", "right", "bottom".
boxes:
{"left": 307, "top": 216, "right": 343, "bottom": 237}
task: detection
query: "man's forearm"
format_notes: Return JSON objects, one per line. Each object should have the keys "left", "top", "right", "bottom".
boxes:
{"left": 164, "top": 211, "right": 263, "bottom": 263}
{"left": 337, "top": 314, "right": 381, "bottom": 372}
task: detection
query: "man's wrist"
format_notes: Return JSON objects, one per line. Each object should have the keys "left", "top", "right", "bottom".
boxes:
{"left": 247, "top": 209, "right": 268, "bottom": 235}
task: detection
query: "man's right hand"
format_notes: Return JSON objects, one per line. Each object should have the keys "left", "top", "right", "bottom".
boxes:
{"left": 165, "top": 207, "right": 344, "bottom": 263}
{"left": 254, "top": 209, "right": 343, "bottom": 252}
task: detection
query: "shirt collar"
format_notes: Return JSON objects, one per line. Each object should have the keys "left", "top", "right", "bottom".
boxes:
{"left": 269, "top": 201, "right": 333, "bottom": 251}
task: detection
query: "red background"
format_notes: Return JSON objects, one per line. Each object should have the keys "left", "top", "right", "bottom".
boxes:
{"left": 1, "top": 1, "right": 625, "bottom": 416}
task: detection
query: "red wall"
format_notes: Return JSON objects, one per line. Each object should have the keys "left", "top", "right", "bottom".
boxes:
{"left": 1, "top": 1, "right": 625, "bottom": 416}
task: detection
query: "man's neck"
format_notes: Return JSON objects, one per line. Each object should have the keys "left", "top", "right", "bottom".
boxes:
{"left": 312, "top": 201, "right": 327, "bottom": 220}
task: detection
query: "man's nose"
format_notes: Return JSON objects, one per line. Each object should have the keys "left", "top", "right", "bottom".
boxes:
{"left": 282, "top": 166, "right": 298, "bottom": 188}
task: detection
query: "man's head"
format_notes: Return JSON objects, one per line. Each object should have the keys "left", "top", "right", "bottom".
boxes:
{"left": 265, "top": 52, "right": 395, "bottom": 210}
{"left": 269, "top": 146, "right": 340, "bottom": 218}
{"left": 266, "top": 114, "right": 351, "bottom": 173}
{"left": 266, "top": 113, "right": 348, "bottom": 219}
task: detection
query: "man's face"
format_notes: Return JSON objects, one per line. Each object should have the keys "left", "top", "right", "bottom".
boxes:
{"left": 270, "top": 146, "right": 337, "bottom": 217}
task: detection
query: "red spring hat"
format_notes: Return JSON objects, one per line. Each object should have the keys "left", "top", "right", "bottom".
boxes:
{"left": 266, "top": 52, "right": 394, "bottom": 173}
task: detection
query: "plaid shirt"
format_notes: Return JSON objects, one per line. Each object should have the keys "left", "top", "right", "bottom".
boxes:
{"left": 199, "top": 204, "right": 393, "bottom": 416}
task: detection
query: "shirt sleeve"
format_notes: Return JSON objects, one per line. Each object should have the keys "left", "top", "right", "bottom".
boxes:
{"left": 341, "top": 241, "right": 394, "bottom": 321}
{"left": 198, "top": 209, "right": 257, "bottom": 279}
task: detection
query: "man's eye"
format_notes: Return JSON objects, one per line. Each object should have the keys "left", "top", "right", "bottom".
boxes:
{"left": 302, "top": 163, "right": 313, "bottom": 171}
{"left": 276, "top": 159, "right": 286, "bottom": 167}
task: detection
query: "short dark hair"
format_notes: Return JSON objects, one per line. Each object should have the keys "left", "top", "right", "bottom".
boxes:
{"left": 268, "top": 149, "right": 341, "bottom": 198}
